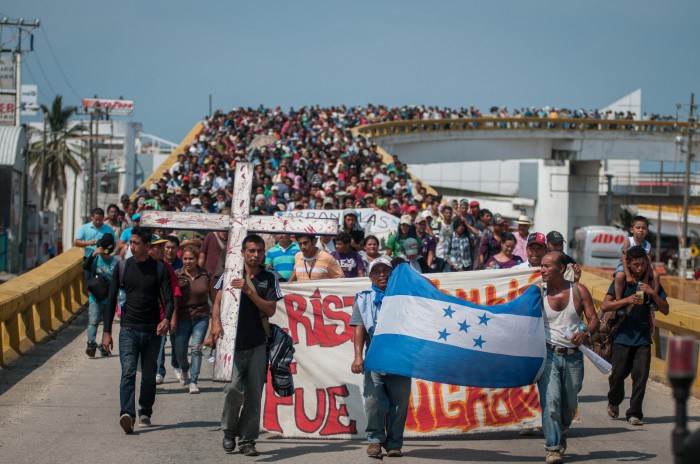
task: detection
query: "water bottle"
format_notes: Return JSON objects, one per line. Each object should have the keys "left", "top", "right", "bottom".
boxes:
{"left": 200, "top": 345, "right": 216, "bottom": 363}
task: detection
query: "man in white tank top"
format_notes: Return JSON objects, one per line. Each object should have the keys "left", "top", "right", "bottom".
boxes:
{"left": 538, "top": 252, "right": 599, "bottom": 464}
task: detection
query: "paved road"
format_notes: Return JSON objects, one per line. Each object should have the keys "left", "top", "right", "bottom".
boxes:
{"left": 1, "top": 310, "right": 698, "bottom": 464}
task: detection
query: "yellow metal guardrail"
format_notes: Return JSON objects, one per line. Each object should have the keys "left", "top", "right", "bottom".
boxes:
{"left": 581, "top": 271, "right": 700, "bottom": 394}
{"left": 0, "top": 121, "right": 203, "bottom": 367}
{"left": 354, "top": 117, "right": 688, "bottom": 138}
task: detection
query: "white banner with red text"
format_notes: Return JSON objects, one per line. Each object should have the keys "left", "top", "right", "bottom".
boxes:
{"left": 263, "top": 267, "right": 543, "bottom": 438}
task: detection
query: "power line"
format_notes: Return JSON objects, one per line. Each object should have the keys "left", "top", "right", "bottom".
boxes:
{"left": 30, "top": 52, "right": 58, "bottom": 98}
{"left": 22, "top": 56, "right": 56, "bottom": 101}
{"left": 40, "top": 26, "right": 80, "bottom": 100}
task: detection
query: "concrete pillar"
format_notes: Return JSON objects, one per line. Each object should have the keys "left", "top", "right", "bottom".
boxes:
{"left": 534, "top": 160, "right": 570, "bottom": 250}
{"left": 568, "top": 160, "right": 602, "bottom": 241}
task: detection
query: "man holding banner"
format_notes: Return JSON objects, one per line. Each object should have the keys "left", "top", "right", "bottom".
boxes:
{"left": 539, "top": 252, "right": 598, "bottom": 464}
{"left": 350, "top": 258, "right": 412, "bottom": 459}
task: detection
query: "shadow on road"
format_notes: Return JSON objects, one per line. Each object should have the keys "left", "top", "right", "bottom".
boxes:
{"left": 0, "top": 308, "right": 87, "bottom": 397}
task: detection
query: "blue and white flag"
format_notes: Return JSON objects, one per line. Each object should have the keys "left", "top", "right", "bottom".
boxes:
{"left": 364, "top": 264, "right": 546, "bottom": 388}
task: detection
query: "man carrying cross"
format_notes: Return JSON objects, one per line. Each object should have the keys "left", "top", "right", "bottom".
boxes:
{"left": 139, "top": 162, "right": 337, "bottom": 453}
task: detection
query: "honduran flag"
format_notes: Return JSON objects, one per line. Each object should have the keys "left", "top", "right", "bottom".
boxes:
{"left": 363, "top": 264, "right": 546, "bottom": 388}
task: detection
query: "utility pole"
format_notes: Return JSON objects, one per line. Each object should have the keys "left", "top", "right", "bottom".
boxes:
{"left": 682, "top": 93, "right": 695, "bottom": 249}
{"left": 0, "top": 17, "right": 40, "bottom": 126}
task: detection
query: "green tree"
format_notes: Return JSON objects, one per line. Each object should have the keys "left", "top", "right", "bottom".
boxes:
{"left": 28, "top": 95, "right": 86, "bottom": 210}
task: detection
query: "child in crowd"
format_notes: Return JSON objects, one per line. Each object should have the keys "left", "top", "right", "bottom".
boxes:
{"left": 614, "top": 215, "right": 658, "bottom": 301}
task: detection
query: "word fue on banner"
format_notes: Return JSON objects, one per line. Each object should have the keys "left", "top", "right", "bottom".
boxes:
{"left": 364, "top": 265, "right": 546, "bottom": 388}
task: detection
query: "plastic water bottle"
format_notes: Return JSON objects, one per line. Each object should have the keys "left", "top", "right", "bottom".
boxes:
{"left": 200, "top": 345, "right": 216, "bottom": 363}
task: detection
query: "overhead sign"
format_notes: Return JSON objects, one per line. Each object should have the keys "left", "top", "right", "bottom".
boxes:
{"left": 0, "top": 93, "right": 16, "bottom": 126}
{"left": 81, "top": 97, "right": 134, "bottom": 116}
{"left": 0, "top": 56, "right": 15, "bottom": 91}
{"left": 20, "top": 85, "right": 38, "bottom": 116}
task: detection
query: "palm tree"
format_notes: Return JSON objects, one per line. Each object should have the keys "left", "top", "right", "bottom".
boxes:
{"left": 28, "top": 95, "right": 86, "bottom": 210}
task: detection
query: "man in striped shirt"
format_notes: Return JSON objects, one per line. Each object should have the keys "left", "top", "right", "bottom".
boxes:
{"left": 264, "top": 233, "right": 300, "bottom": 281}
{"left": 288, "top": 234, "right": 343, "bottom": 282}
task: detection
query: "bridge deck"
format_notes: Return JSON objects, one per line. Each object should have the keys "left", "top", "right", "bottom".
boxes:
{"left": 1, "top": 311, "right": 698, "bottom": 464}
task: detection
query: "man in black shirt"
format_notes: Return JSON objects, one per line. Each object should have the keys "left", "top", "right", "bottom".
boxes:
{"left": 211, "top": 234, "right": 282, "bottom": 456}
{"left": 102, "top": 227, "right": 174, "bottom": 434}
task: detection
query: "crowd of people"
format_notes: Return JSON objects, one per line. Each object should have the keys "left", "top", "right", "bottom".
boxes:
{"left": 71, "top": 104, "right": 672, "bottom": 464}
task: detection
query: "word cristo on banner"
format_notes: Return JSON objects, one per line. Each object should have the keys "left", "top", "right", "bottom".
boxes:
{"left": 263, "top": 268, "right": 544, "bottom": 438}
{"left": 140, "top": 162, "right": 338, "bottom": 381}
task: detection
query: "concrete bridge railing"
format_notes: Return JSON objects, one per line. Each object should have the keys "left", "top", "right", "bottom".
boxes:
{"left": 0, "top": 122, "right": 203, "bottom": 367}
{"left": 355, "top": 117, "right": 689, "bottom": 138}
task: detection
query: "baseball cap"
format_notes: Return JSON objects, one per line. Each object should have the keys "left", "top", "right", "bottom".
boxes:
{"left": 151, "top": 234, "right": 168, "bottom": 245}
{"left": 376, "top": 198, "right": 387, "bottom": 207}
{"left": 469, "top": 200, "right": 479, "bottom": 207}
{"left": 408, "top": 205, "right": 418, "bottom": 213}
{"left": 149, "top": 183, "right": 158, "bottom": 191}
{"left": 414, "top": 194, "right": 423, "bottom": 202}
{"left": 97, "top": 234, "right": 115, "bottom": 253}
{"left": 255, "top": 194, "right": 266, "bottom": 202}
{"left": 390, "top": 199, "right": 400, "bottom": 206}
{"left": 527, "top": 232, "right": 547, "bottom": 248}
{"left": 343, "top": 208, "right": 358, "bottom": 218}
{"left": 189, "top": 188, "right": 200, "bottom": 196}
{"left": 323, "top": 198, "right": 334, "bottom": 207}
{"left": 492, "top": 213, "right": 505, "bottom": 225}
{"left": 402, "top": 238, "right": 420, "bottom": 256}
{"left": 120, "top": 194, "right": 130, "bottom": 201}
{"left": 191, "top": 198, "right": 202, "bottom": 206}
{"left": 415, "top": 215, "right": 427, "bottom": 224}
{"left": 400, "top": 214, "right": 412, "bottom": 225}
{"left": 368, "top": 256, "right": 393, "bottom": 274}
{"left": 131, "top": 213, "right": 141, "bottom": 221}
{"left": 547, "top": 231, "right": 566, "bottom": 244}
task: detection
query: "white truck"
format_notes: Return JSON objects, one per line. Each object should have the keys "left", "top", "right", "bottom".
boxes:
{"left": 573, "top": 226, "right": 628, "bottom": 269}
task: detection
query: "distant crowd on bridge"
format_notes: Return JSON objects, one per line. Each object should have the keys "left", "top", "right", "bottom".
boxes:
{"left": 72, "top": 104, "right": 672, "bottom": 464}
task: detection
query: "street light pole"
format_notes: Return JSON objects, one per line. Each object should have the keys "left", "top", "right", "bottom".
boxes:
{"left": 681, "top": 93, "right": 695, "bottom": 249}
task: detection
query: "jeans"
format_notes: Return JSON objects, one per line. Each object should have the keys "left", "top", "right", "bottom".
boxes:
{"left": 536, "top": 349, "right": 584, "bottom": 452}
{"left": 87, "top": 300, "right": 107, "bottom": 343}
{"left": 173, "top": 317, "right": 209, "bottom": 383}
{"left": 363, "top": 371, "right": 412, "bottom": 450}
{"left": 221, "top": 344, "right": 267, "bottom": 445}
{"left": 156, "top": 334, "right": 180, "bottom": 377}
{"left": 608, "top": 344, "right": 651, "bottom": 420}
{"left": 118, "top": 327, "right": 162, "bottom": 419}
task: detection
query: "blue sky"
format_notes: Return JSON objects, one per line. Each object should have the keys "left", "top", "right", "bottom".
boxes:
{"left": 4, "top": 1, "right": 699, "bottom": 143}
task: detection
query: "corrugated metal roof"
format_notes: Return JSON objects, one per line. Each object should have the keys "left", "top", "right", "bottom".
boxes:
{"left": 0, "top": 125, "right": 28, "bottom": 171}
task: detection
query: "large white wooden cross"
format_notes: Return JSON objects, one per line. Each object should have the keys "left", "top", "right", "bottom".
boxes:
{"left": 140, "top": 162, "right": 338, "bottom": 381}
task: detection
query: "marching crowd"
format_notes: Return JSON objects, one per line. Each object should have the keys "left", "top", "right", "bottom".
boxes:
{"left": 72, "top": 105, "right": 671, "bottom": 463}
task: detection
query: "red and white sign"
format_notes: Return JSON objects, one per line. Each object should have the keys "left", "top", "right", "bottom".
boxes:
{"left": 259, "top": 267, "right": 544, "bottom": 438}
{"left": 81, "top": 97, "right": 134, "bottom": 116}
{"left": 0, "top": 93, "right": 16, "bottom": 126}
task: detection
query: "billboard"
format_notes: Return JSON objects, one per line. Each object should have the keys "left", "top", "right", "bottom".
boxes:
{"left": 81, "top": 97, "right": 134, "bottom": 116}
{"left": 0, "top": 93, "right": 16, "bottom": 126}
{"left": 20, "top": 85, "right": 38, "bottom": 116}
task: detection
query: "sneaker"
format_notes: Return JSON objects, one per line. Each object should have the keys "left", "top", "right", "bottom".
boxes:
{"left": 189, "top": 383, "right": 200, "bottom": 394}
{"left": 386, "top": 449, "right": 403, "bottom": 457}
{"left": 240, "top": 444, "right": 259, "bottom": 456}
{"left": 97, "top": 345, "right": 110, "bottom": 357}
{"left": 174, "top": 368, "right": 182, "bottom": 381}
{"left": 180, "top": 371, "right": 189, "bottom": 387}
{"left": 545, "top": 450, "right": 563, "bottom": 464}
{"left": 86, "top": 341, "right": 97, "bottom": 358}
{"left": 223, "top": 436, "right": 236, "bottom": 453}
{"left": 155, "top": 374, "right": 164, "bottom": 385}
{"left": 119, "top": 414, "right": 134, "bottom": 434}
{"left": 138, "top": 415, "right": 151, "bottom": 427}
{"left": 366, "top": 443, "right": 383, "bottom": 458}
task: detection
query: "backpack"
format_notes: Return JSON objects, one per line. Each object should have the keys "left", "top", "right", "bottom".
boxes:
{"left": 267, "top": 323, "right": 295, "bottom": 397}
{"left": 580, "top": 285, "right": 634, "bottom": 363}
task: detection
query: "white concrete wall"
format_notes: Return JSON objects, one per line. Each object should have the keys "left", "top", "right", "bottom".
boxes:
{"left": 534, "top": 160, "right": 571, "bottom": 251}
